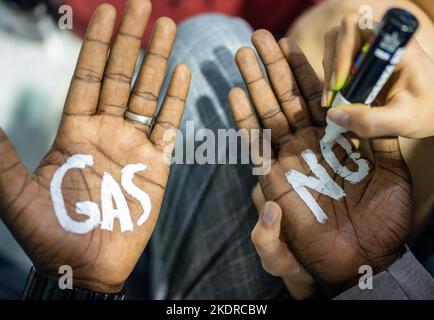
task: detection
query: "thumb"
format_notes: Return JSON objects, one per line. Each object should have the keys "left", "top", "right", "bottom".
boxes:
{"left": 251, "top": 202, "right": 283, "bottom": 250}
{"left": 327, "top": 103, "right": 406, "bottom": 138}
{"left": 0, "top": 128, "right": 29, "bottom": 219}
{"left": 251, "top": 201, "right": 315, "bottom": 299}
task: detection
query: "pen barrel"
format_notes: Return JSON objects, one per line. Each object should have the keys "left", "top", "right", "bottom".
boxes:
{"left": 341, "top": 8, "right": 419, "bottom": 104}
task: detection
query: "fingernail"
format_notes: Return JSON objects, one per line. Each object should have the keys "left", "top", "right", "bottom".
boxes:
{"left": 331, "top": 71, "right": 346, "bottom": 92}
{"left": 328, "top": 108, "right": 350, "bottom": 127}
{"left": 326, "top": 91, "right": 335, "bottom": 107}
{"left": 330, "top": 71, "right": 337, "bottom": 91}
{"left": 322, "top": 90, "right": 335, "bottom": 107}
{"left": 334, "top": 79, "right": 346, "bottom": 92}
{"left": 321, "top": 89, "right": 328, "bottom": 107}
{"left": 262, "top": 202, "right": 277, "bottom": 226}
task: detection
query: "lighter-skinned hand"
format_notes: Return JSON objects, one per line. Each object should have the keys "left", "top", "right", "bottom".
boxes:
{"left": 251, "top": 184, "right": 315, "bottom": 300}
{"left": 323, "top": 13, "right": 434, "bottom": 139}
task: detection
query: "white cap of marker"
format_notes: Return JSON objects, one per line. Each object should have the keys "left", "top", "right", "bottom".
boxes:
{"left": 323, "top": 92, "right": 351, "bottom": 144}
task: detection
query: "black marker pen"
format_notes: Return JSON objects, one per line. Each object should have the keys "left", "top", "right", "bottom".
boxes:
{"left": 323, "top": 8, "right": 419, "bottom": 143}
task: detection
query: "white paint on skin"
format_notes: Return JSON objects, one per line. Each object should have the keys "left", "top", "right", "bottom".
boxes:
{"left": 320, "top": 134, "right": 370, "bottom": 184}
{"left": 285, "top": 134, "right": 370, "bottom": 224}
{"left": 121, "top": 163, "right": 152, "bottom": 226}
{"left": 50, "top": 154, "right": 152, "bottom": 234}
{"left": 285, "top": 149, "right": 346, "bottom": 224}
{"left": 100, "top": 172, "right": 134, "bottom": 232}
{"left": 50, "top": 154, "right": 101, "bottom": 234}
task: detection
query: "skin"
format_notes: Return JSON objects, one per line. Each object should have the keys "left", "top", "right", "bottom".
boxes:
{"left": 412, "top": 0, "right": 434, "bottom": 22}
{"left": 288, "top": 0, "right": 434, "bottom": 81}
{"left": 251, "top": 188, "right": 315, "bottom": 300}
{"left": 0, "top": 0, "right": 191, "bottom": 293}
{"left": 288, "top": 0, "right": 434, "bottom": 236}
{"left": 229, "top": 30, "right": 412, "bottom": 294}
{"left": 323, "top": 15, "right": 434, "bottom": 139}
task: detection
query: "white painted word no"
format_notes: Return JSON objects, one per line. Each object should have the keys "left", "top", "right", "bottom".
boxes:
{"left": 285, "top": 135, "right": 369, "bottom": 223}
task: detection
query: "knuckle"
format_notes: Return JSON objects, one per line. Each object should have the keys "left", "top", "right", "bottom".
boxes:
{"left": 251, "top": 227, "right": 264, "bottom": 248}
{"left": 278, "top": 88, "right": 298, "bottom": 103}
{"left": 105, "top": 72, "right": 131, "bottom": 84}
{"left": 251, "top": 228, "right": 259, "bottom": 245}
{"left": 74, "top": 67, "right": 102, "bottom": 83}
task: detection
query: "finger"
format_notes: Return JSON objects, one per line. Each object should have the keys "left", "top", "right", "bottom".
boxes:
{"left": 149, "top": 64, "right": 191, "bottom": 153}
{"left": 279, "top": 38, "right": 326, "bottom": 126}
{"left": 229, "top": 87, "right": 261, "bottom": 131}
{"left": 334, "top": 14, "right": 364, "bottom": 91}
{"left": 251, "top": 201, "right": 315, "bottom": 299}
{"left": 97, "top": 0, "right": 152, "bottom": 117}
{"left": 235, "top": 47, "right": 291, "bottom": 146}
{"left": 127, "top": 17, "right": 177, "bottom": 133}
{"left": 0, "top": 129, "right": 29, "bottom": 225}
{"left": 322, "top": 27, "right": 339, "bottom": 107}
{"left": 251, "top": 202, "right": 295, "bottom": 275}
{"left": 252, "top": 30, "right": 312, "bottom": 130}
{"left": 229, "top": 88, "right": 274, "bottom": 165}
{"left": 64, "top": 4, "right": 116, "bottom": 116}
{"left": 327, "top": 103, "right": 407, "bottom": 138}
{"left": 252, "top": 182, "right": 267, "bottom": 214}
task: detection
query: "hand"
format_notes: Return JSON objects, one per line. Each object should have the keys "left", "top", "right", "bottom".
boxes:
{"left": 229, "top": 30, "right": 412, "bottom": 294}
{"left": 0, "top": 0, "right": 191, "bottom": 293}
{"left": 287, "top": 0, "right": 434, "bottom": 82}
{"left": 322, "top": 13, "right": 434, "bottom": 139}
{"left": 251, "top": 184, "right": 315, "bottom": 300}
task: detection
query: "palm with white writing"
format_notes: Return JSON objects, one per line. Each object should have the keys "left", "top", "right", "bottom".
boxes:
{"left": 229, "top": 30, "right": 411, "bottom": 292}
{"left": 0, "top": 0, "right": 190, "bottom": 293}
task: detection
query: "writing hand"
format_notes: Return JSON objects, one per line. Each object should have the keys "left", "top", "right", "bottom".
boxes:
{"left": 323, "top": 14, "right": 434, "bottom": 138}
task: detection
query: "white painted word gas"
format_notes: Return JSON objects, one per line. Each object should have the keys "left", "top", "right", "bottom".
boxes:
{"left": 50, "top": 154, "right": 151, "bottom": 234}
{"left": 285, "top": 134, "right": 369, "bottom": 224}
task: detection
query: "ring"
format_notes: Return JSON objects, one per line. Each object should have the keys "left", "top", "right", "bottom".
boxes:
{"left": 125, "top": 111, "right": 153, "bottom": 126}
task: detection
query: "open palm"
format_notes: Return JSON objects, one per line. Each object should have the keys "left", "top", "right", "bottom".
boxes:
{"left": 0, "top": 0, "right": 190, "bottom": 293}
{"left": 230, "top": 30, "right": 411, "bottom": 290}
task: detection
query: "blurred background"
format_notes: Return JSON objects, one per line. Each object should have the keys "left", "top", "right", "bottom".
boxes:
{"left": 0, "top": 0, "right": 433, "bottom": 299}
{"left": 0, "top": 0, "right": 80, "bottom": 298}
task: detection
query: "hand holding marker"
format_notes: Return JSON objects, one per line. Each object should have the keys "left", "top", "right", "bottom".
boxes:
{"left": 322, "top": 8, "right": 434, "bottom": 141}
